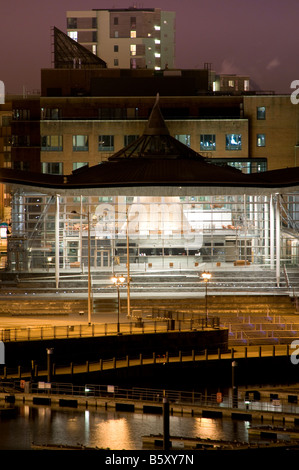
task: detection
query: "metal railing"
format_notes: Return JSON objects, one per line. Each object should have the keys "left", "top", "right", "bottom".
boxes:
{"left": 0, "top": 316, "right": 219, "bottom": 343}
{"left": 1, "top": 380, "right": 299, "bottom": 417}
{"left": 0, "top": 344, "right": 290, "bottom": 380}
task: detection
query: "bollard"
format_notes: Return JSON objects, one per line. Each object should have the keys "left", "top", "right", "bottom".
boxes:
{"left": 140, "top": 354, "right": 143, "bottom": 365}
{"left": 47, "top": 348, "right": 54, "bottom": 383}
{"left": 126, "top": 355, "right": 130, "bottom": 367}
{"left": 153, "top": 352, "right": 156, "bottom": 364}
{"left": 86, "top": 361, "right": 89, "bottom": 373}
{"left": 163, "top": 395, "right": 170, "bottom": 452}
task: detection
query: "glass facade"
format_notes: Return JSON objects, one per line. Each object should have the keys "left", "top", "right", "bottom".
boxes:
{"left": 6, "top": 190, "right": 299, "bottom": 272}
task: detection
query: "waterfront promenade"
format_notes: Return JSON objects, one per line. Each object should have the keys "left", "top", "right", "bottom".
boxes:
{"left": 0, "top": 343, "right": 291, "bottom": 380}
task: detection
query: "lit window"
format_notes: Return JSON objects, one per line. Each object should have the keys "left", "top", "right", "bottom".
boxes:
{"left": 41, "top": 162, "right": 63, "bottom": 174}
{"left": 154, "top": 25, "right": 161, "bottom": 30}
{"left": 73, "top": 162, "right": 88, "bottom": 171}
{"left": 175, "top": 135, "right": 191, "bottom": 147}
{"left": 244, "top": 80, "right": 250, "bottom": 91}
{"left": 41, "top": 135, "right": 63, "bottom": 151}
{"left": 130, "top": 30, "right": 136, "bottom": 38}
{"left": 154, "top": 52, "right": 161, "bottom": 57}
{"left": 228, "top": 80, "right": 234, "bottom": 87}
{"left": 225, "top": 134, "right": 242, "bottom": 150}
{"left": 73, "top": 135, "right": 88, "bottom": 151}
{"left": 154, "top": 39, "right": 160, "bottom": 44}
{"left": 257, "top": 134, "right": 266, "bottom": 147}
{"left": 68, "top": 31, "right": 78, "bottom": 41}
{"left": 257, "top": 106, "right": 266, "bottom": 120}
{"left": 92, "top": 44, "right": 97, "bottom": 55}
{"left": 130, "top": 44, "right": 136, "bottom": 56}
{"left": 200, "top": 135, "right": 216, "bottom": 151}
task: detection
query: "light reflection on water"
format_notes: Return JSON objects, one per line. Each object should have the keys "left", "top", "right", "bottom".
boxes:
{"left": 0, "top": 405, "right": 250, "bottom": 450}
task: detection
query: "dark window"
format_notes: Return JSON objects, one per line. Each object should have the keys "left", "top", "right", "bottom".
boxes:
{"left": 98, "top": 135, "right": 114, "bottom": 151}
{"left": 67, "top": 17, "right": 77, "bottom": 29}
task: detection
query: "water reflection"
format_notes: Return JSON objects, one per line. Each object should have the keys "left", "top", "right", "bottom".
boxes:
{"left": 0, "top": 405, "right": 249, "bottom": 450}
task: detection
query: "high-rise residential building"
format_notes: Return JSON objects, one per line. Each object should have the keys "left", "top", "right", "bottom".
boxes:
{"left": 66, "top": 7, "right": 176, "bottom": 70}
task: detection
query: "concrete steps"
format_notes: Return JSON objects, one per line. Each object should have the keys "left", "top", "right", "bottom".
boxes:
{"left": 1, "top": 269, "right": 297, "bottom": 295}
{"left": 0, "top": 299, "right": 88, "bottom": 316}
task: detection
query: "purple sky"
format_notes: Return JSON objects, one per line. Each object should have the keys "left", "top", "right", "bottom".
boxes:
{"left": 0, "top": 0, "right": 298, "bottom": 94}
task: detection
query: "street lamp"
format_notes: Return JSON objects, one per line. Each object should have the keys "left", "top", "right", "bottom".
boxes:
{"left": 201, "top": 271, "right": 212, "bottom": 326}
{"left": 111, "top": 274, "right": 126, "bottom": 334}
{"left": 70, "top": 210, "right": 91, "bottom": 325}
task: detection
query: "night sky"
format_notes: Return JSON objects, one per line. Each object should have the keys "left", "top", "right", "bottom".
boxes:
{"left": 0, "top": 0, "right": 298, "bottom": 94}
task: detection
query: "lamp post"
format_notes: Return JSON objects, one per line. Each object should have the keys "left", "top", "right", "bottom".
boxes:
{"left": 70, "top": 210, "right": 91, "bottom": 325}
{"left": 111, "top": 274, "right": 126, "bottom": 334}
{"left": 201, "top": 271, "right": 212, "bottom": 326}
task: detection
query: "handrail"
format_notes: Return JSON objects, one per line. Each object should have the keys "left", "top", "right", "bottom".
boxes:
{"left": 0, "top": 344, "right": 290, "bottom": 380}
{"left": 0, "top": 317, "right": 220, "bottom": 343}
{"left": 2, "top": 376, "right": 299, "bottom": 416}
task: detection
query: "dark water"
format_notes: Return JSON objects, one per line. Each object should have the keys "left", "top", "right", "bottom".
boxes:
{"left": 0, "top": 404, "right": 249, "bottom": 450}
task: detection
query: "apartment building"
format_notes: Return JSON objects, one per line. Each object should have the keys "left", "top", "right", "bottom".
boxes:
{"left": 66, "top": 7, "right": 176, "bottom": 70}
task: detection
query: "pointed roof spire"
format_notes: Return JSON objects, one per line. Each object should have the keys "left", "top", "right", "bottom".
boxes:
{"left": 143, "top": 93, "right": 170, "bottom": 136}
{"left": 108, "top": 95, "right": 205, "bottom": 161}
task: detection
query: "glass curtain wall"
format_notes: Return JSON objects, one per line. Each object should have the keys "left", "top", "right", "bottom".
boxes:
{"left": 7, "top": 190, "right": 299, "bottom": 272}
